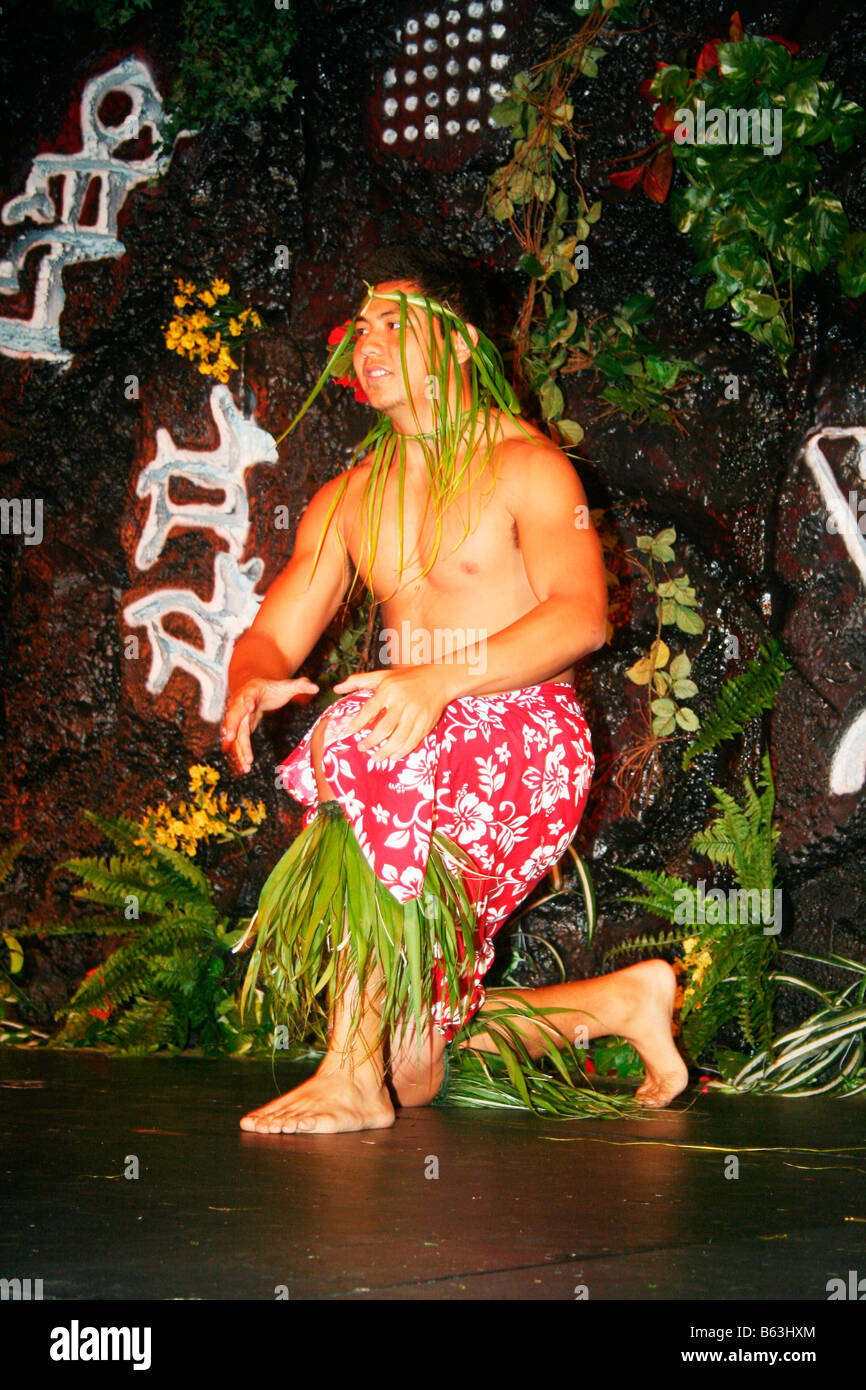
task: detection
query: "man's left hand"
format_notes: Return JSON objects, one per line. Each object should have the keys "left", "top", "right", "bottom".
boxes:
{"left": 334, "top": 666, "right": 454, "bottom": 762}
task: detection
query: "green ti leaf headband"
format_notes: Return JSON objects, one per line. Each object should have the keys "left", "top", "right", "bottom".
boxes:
{"left": 276, "top": 282, "right": 536, "bottom": 600}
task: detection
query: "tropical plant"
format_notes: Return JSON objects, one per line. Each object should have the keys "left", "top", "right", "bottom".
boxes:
{"left": 26, "top": 769, "right": 272, "bottom": 1055}
{"left": 681, "top": 637, "right": 792, "bottom": 770}
{"left": 615, "top": 749, "right": 781, "bottom": 1063}
{"left": 49, "top": 0, "right": 299, "bottom": 139}
{"left": 0, "top": 840, "right": 51, "bottom": 1045}
{"left": 721, "top": 950, "right": 866, "bottom": 1097}
{"left": 612, "top": 525, "right": 705, "bottom": 815}
{"left": 616, "top": 11, "right": 866, "bottom": 370}
{"left": 485, "top": 3, "right": 697, "bottom": 436}
{"left": 163, "top": 276, "right": 266, "bottom": 386}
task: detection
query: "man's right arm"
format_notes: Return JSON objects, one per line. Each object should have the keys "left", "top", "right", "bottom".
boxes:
{"left": 227, "top": 473, "right": 352, "bottom": 693}
{"left": 221, "top": 474, "right": 352, "bottom": 772}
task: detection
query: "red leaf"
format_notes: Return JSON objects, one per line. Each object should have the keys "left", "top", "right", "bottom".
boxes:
{"left": 609, "top": 164, "right": 645, "bottom": 191}
{"left": 644, "top": 145, "right": 673, "bottom": 203}
{"left": 696, "top": 40, "right": 721, "bottom": 74}
{"left": 653, "top": 101, "right": 679, "bottom": 137}
{"left": 765, "top": 34, "right": 799, "bottom": 53}
{"left": 729, "top": 9, "right": 744, "bottom": 41}
{"left": 639, "top": 77, "right": 659, "bottom": 103}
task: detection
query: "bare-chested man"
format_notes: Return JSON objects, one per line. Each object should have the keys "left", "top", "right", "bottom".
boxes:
{"left": 221, "top": 248, "right": 689, "bottom": 1134}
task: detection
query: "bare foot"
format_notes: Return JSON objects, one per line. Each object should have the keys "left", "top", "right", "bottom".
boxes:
{"left": 620, "top": 959, "right": 690, "bottom": 1109}
{"left": 240, "top": 1061, "right": 396, "bottom": 1135}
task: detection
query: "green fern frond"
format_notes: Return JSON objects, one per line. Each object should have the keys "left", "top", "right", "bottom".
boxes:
{"left": 143, "top": 841, "right": 213, "bottom": 902}
{"left": 62, "top": 855, "right": 175, "bottom": 915}
{"left": 615, "top": 866, "right": 693, "bottom": 925}
{"left": 681, "top": 638, "right": 791, "bottom": 770}
{"left": 603, "top": 926, "right": 693, "bottom": 965}
{"left": 27, "top": 913, "right": 140, "bottom": 938}
{"left": 81, "top": 810, "right": 149, "bottom": 857}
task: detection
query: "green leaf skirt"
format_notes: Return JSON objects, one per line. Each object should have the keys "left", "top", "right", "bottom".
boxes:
{"left": 240, "top": 800, "right": 645, "bottom": 1117}
{"left": 240, "top": 799, "right": 480, "bottom": 1057}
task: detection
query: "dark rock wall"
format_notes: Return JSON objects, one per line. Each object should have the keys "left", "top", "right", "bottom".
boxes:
{"left": 0, "top": 0, "right": 864, "bottom": 1025}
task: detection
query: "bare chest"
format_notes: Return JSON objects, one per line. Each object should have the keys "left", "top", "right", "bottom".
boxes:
{"left": 344, "top": 463, "right": 523, "bottom": 607}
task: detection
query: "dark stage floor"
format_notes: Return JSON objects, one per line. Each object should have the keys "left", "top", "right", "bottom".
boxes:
{"left": 2, "top": 1048, "right": 864, "bottom": 1301}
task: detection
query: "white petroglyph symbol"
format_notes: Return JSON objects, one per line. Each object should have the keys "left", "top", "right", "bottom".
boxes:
{"left": 801, "top": 426, "right": 866, "bottom": 796}
{"left": 0, "top": 57, "right": 178, "bottom": 365}
{"left": 125, "top": 385, "right": 279, "bottom": 723}
{"left": 134, "top": 385, "right": 279, "bottom": 568}
{"left": 123, "top": 551, "right": 265, "bottom": 724}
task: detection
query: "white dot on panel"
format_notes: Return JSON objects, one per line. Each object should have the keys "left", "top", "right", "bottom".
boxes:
{"left": 384, "top": 98, "right": 398, "bottom": 115}
{"left": 446, "top": 9, "right": 461, "bottom": 22}
{"left": 490, "top": 53, "right": 508, "bottom": 70}
{"left": 467, "top": 87, "right": 481, "bottom": 102}
{"left": 405, "top": 124, "right": 419, "bottom": 140}
{"left": 489, "top": 82, "right": 507, "bottom": 99}
{"left": 406, "top": 18, "right": 419, "bottom": 32}
{"left": 384, "top": 68, "right": 397, "bottom": 86}
{"left": 424, "top": 114, "right": 440, "bottom": 139}
{"left": 446, "top": 59, "right": 460, "bottom": 74}
{"left": 425, "top": 90, "right": 440, "bottom": 106}
{"left": 468, "top": 1, "right": 484, "bottom": 15}
{"left": 405, "top": 94, "right": 418, "bottom": 110}
{"left": 406, "top": 42, "right": 418, "bottom": 55}
{"left": 490, "top": 0, "right": 504, "bottom": 9}
{"left": 491, "top": 23, "right": 506, "bottom": 39}
{"left": 383, "top": 128, "right": 397, "bottom": 144}
{"left": 424, "top": 37, "right": 439, "bottom": 51}
{"left": 445, "top": 87, "right": 460, "bottom": 106}
{"left": 445, "top": 119, "right": 461, "bottom": 135}
{"left": 468, "top": 56, "right": 481, "bottom": 72}
{"left": 467, "top": 28, "right": 483, "bottom": 44}
{"left": 446, "top": 31, "right": 460, "bottom": 47}
{"left": 424, "top": 11, "right": 440, "bottom": 26}
{"left": 423, "top": 65, "right": 438, "bottom": 79}
{"left": 405, "top": 69, "right": 417, "bottom": 84}
{"left": 466, "top": 117, "right": 480, "bottom": 132}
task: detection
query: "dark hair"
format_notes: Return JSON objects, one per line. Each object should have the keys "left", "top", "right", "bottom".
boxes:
{"left": 359, "top": 244, "right": 493, "bottom": 336}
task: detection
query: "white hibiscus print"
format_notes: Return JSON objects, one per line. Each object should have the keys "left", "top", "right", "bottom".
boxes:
{"left": 450, "top": 789, "right": 496, "bottom": 844}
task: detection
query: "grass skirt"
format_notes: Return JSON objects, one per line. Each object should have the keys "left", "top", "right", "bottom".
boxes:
{"left": 240, "top": 800, "right": 479, "bottom": 1056}
{"left": 240, "top": 802, "right": 647, "bottom": 1118}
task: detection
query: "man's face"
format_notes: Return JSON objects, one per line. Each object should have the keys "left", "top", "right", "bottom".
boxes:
{"left": 352, "top": 279, "right": 446, "bottom": 418}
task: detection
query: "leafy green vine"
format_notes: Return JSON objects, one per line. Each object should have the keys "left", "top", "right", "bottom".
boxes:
{"left": 616, "top": 12, "right": 866, "bottom": 370}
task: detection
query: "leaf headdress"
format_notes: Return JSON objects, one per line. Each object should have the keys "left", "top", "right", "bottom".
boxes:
{"left": 275, "top": 282, "right": 535, "bottom": 603}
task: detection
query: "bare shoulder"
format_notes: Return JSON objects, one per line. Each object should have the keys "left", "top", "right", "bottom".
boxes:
{"left": 301, "top": 456, "right": 372, "bottom": 542}
{"left": 489, "top": 415, "right": 585, "bottom": 509}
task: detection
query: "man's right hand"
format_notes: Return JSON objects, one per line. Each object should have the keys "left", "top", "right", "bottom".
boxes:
{"left": 221, "top": 677, "right": 319, "bottom": 774}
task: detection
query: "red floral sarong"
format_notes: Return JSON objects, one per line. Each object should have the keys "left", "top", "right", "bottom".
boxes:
{"left": 276, "top": 681, "right": 595, "bottom": 1039}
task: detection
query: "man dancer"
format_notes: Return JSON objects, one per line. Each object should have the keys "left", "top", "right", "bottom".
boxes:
{"left": 222, "top": 247, "right": 688, "bottom": 1133}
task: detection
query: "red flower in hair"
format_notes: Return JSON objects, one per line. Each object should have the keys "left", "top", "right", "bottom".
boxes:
{"left": 327, "top": 320, "right": 368, "bottom": 404}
